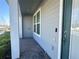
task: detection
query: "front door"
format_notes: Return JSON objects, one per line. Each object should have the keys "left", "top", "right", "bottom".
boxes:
{"left": 61, "top": 0, "right": 72, "bottom": 59}
{"left": 23, "top": 16, "right": 33, "bottom": 38}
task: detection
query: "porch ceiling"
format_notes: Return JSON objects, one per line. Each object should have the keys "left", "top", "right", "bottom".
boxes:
{"left": 18, "top": 0, "right": 43, "bottom": 15}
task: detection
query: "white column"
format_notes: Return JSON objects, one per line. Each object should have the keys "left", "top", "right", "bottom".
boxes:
{"left": 58, "top": 0, "right": 63, "bottom": 59}
{"left": 9, "top": 0, "right": 20, "bottom": 59}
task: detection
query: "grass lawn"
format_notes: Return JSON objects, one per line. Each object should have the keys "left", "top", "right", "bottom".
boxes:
{"left": 0, "top": 32, "right": 11, "bottom": 59}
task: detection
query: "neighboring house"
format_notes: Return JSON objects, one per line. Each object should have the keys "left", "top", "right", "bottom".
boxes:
{"left": 6, "top": 0, "right": 79, "bottom": 59}
{"left": 0, "top": 25, "right": 10, "bottom": 34}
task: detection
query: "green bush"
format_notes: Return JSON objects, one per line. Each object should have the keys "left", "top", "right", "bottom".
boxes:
{"left": 0, "top": 45, "right": 8, "bottom": 59}
{"left": 0, "top": 32, "right": 11, "bottom": 59}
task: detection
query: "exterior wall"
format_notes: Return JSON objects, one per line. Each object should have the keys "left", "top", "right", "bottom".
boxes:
{"left": 69, "top": 0, "right": 79, "bottom": 59}
{"left": 9, "top": 0, "right": 20, "bottom": 59}
{"left": 33, "top": 0, "right": 61, "bottom": 59}
{"left": 23, "top": 16, "right": 33, "bottom": 38}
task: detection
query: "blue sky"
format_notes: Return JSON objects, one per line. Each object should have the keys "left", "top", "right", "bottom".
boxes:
{"left": 0, "top": 0, "right": 9, "bottom": 25}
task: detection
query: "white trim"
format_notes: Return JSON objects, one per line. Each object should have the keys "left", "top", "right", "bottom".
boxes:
{"left": 58, "top": 0, "right": 64, "bottom": 59}
{"left": 33, "top": 8, "right": 41, "bottom": 37}
{"left": 33, "top": 8, "right": 41, "bottom": 16}
{"left": 40, "top": 8, "right": 42, "bottom": 37}
{"left": 33, "top": 32, "right": 40, "bottom": 37}
{"left": 18, "top": 4, "right": 22, "bottom": 38}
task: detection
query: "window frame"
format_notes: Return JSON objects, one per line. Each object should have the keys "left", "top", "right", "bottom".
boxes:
{"left": 33, "top": 8, "right": 41, "bottom": 37}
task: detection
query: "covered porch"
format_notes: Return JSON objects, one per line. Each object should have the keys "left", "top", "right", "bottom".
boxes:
{"left": 8, "top": 0, "right": 62, "bottom": 59}
{"left": 19, "top": 0, "right": 51, "bottom": 58}
{"left": 20, "top": 38, "right": 50, "bottom": 59}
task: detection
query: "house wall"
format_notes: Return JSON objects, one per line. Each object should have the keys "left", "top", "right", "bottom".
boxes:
{"left": 33, "top": 0, "right": 60, "bottom": 59}
{"left": 22, "top": 16, "right": 33, "bottom": 38}
{"left": 69, "top": 0, "right": 79, "bottom": 59}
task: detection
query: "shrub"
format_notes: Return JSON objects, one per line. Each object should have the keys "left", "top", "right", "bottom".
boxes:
{"left": 0, "top": 32, "right": 11, "bottom": 59}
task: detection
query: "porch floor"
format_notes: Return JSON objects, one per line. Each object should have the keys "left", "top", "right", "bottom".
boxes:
{"left": 20, "top": 38, "right": 51, "bottom": 59}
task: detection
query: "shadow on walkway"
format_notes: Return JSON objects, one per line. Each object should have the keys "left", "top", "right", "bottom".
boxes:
{"left": 20, "top": 38, "right": 51, "bottom": 59}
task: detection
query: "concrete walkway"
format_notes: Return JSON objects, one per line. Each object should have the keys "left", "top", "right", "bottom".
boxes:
{"left": 20, "top": 39, "right": 50, "bottom": 59}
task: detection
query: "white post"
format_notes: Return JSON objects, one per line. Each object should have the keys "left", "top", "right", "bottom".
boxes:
{"left": 9, "top": 0, "right": 20, "bottom": 59}
{"left": 58, "top": 0, "right": 64, "bottom": 59}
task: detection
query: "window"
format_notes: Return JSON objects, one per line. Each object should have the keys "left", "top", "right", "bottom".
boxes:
{"left": 33, "top": 9, "right": 41, "bottom": 35}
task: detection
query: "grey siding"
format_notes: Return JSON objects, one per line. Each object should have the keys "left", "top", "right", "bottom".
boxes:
{"left": 33, "top": 0, "right": 60, "bottom": 59}
{"left": 23, "top": 16, "right": 33, "bottom": 38}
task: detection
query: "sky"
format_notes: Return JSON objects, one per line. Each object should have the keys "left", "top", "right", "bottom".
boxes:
{"left": 0, "top": 0, "right": 10, "bottom": 25}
